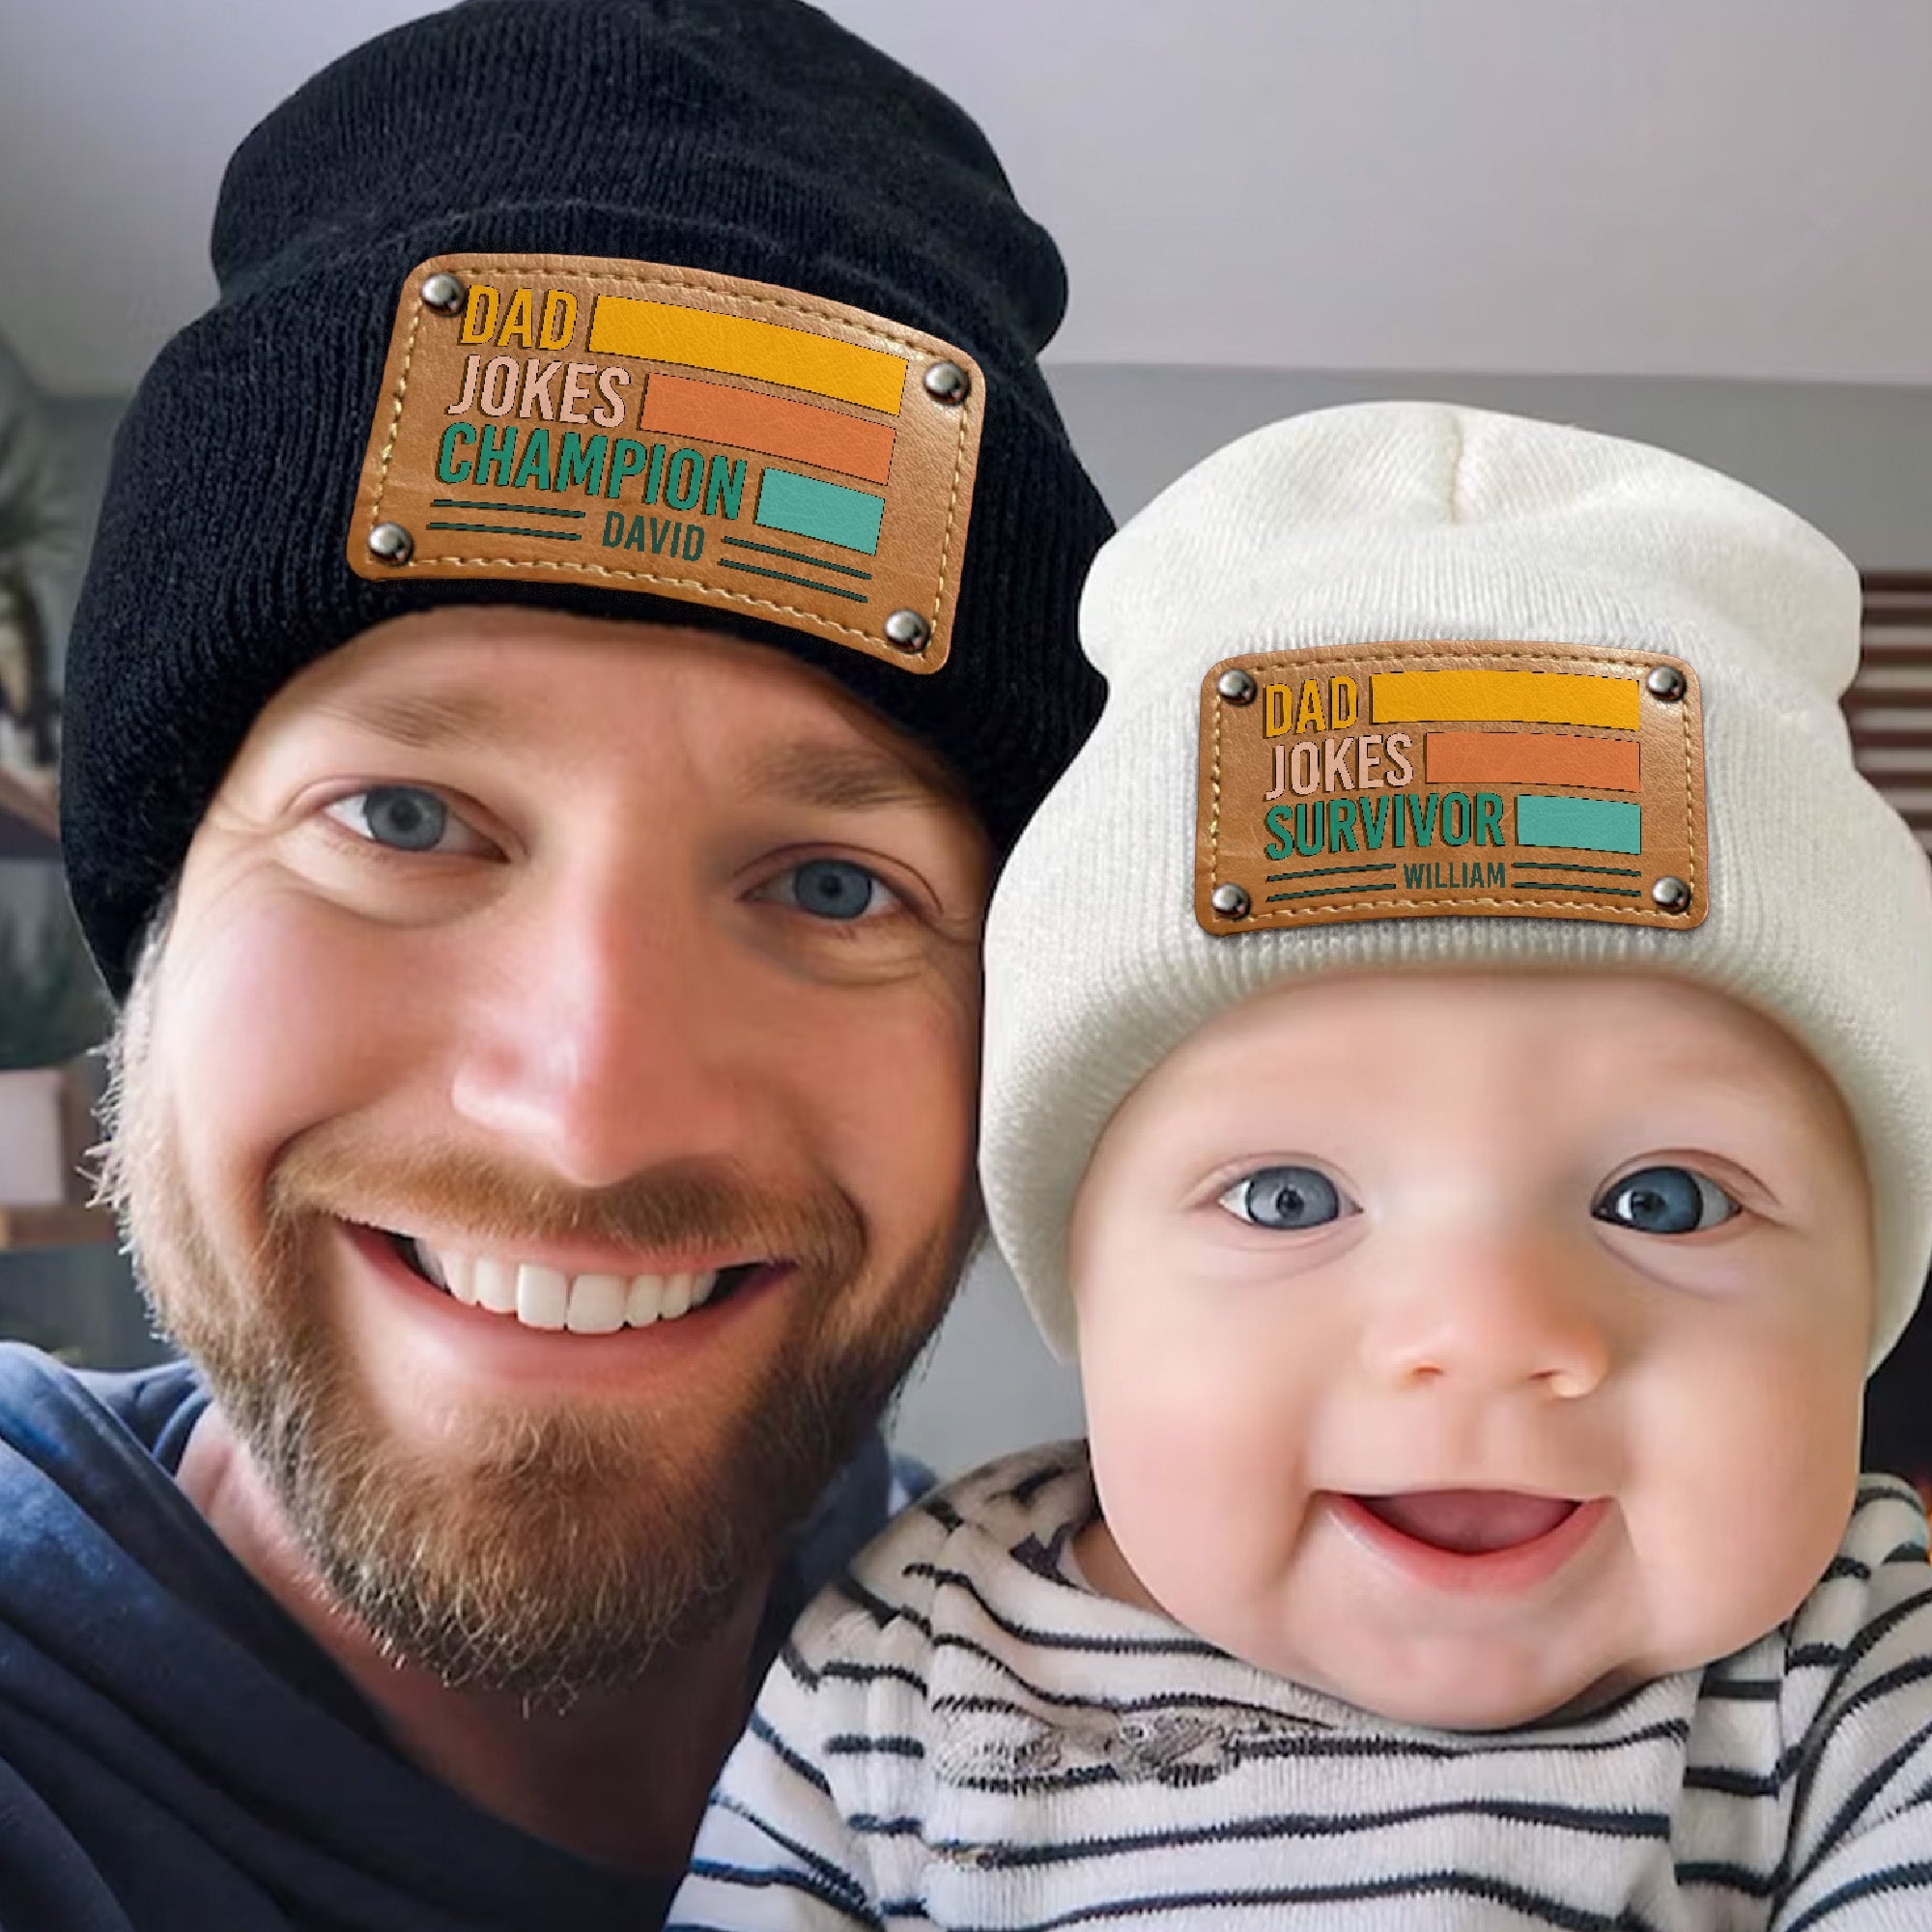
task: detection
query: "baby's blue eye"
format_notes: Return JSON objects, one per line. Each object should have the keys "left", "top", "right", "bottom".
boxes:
{"left": 1218, "top": 1165, "right": 1347, "bottom": 1231}
{"left": 1592, "top": 1165, "right": 1737, "bottom": 1236}
{"left": 780, "top": 858, "right": 893, "bottom": 922}
{"left": 328, "top": 785, "right": 452, "bottom": 852}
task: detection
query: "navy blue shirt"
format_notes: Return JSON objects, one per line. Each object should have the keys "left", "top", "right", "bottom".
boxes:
{"left": 0, "top": 1343, "right": 898, "bottom": 1931}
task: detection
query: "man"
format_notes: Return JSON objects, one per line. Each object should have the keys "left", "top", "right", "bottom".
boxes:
{"left": 0, "top": 2, "right": 1111, "bottom": 1925}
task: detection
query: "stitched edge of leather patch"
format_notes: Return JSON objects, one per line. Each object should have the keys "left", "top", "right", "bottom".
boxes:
{"left": 1195, "top": 639, "right": 1708, "bottom": 935}
{"left": 348, "top": 253, "right": 986, "bottom": 674}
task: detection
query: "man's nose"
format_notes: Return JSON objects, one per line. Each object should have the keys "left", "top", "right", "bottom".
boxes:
{"left": 445, "top": 863, "right": 754, "bottom": 1189}
{"left": 1357, "top": 1229, "right": 1612, "bottom": 1402}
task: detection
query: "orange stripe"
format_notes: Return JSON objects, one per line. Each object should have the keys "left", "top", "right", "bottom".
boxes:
{"left": 1424, "top": 731, "right": 1640, "bottom": 792}
{"left": 638, "top": 375, "right": 896, "bottom": 485}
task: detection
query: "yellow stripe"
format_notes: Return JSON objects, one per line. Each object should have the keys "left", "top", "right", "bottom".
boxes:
{"left": 588, "top": 298, "right": 906, "bottom": 414}
{"left": 1371, "top": 668, "right": 1639, "bottom": 730}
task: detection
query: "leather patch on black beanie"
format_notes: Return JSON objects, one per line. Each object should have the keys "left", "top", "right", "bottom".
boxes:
{"left": 351, "top": 254, "right": 985, "bottom": 673}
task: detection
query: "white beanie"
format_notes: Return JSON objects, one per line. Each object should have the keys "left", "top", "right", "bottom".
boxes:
{"left": 980, "top": 401, "right": 1932, "bottom": 1366}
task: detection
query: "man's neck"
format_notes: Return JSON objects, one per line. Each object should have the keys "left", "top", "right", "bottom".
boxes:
{"left": 175, "top": 1404, "right": 766, "bottom": 1874}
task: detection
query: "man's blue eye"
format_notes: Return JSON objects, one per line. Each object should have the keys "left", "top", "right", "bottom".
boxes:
{"left": 1218, "top": 1165, "right": 1346, "bottom": 1230}
{"left": 333, "top": 786, "right": 450, "bottom": 851}
{"left": 1592, "top": 1165, "right": 1737, "bottom": 1236}
{"left": 787, "top": 858, "right": 885, "bottom": 922}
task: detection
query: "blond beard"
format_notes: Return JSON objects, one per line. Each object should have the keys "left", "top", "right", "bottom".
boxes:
{"left": 97, "top": 927, "right": 967, "bottom": 1703}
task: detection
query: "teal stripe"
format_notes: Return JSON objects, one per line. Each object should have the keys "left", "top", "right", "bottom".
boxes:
{"left": 754, "top": 469, "right": 886, "bottom": 556}
{"left": 1516, "top": 794, "right": 1641, "bottom": 855}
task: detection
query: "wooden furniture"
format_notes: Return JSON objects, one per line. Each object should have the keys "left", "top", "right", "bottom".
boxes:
{"left": 0, "top": 1202, "right": 113, "bottom": 1251}
{"left": 0, "top": 766, "right": 108, "bottom": 1250}
{"left": 0, "top": 764, "right": 58, "bottom": 861}
{"left": 1851, "top": 575, "right": 1932, "bottom": 857}
{"left": 1834, "top": 576, "right": 1932, "bottom": 1498}
{"left": 0, "top": 1053, "right": 111, "bottom": 1252}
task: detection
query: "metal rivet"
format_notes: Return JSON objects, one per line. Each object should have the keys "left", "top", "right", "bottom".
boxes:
{"left": 923, "top": 360, "right": 970, "bottom": 406}
{"left": 1210, "top": 883, "right": 1251, "bottom": 919}
{"left": 883, "top": 609, "right": 931, "bottom": 653}
{"left": 1645, "top": 664, "right": 1687, "bottom": 702}
{"left": 1215, "top": 668, "right": 1258, "bottom": 705}
{"left": 420, "top": 271, "right": 467, "bottom": 316}
{"left": 366, "top": 523, "right": 414, "bottom": 565}
{"left": 1651, "top": 875, "right": 1692, "bottom": 912}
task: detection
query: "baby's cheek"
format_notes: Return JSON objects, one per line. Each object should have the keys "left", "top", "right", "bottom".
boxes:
{"left": 1088, "top": 1299, "right": 1271, "bottom": 1488}
{"left": 1629, "top": 1346, "right": 1862, "bottom": 1666}
{"left": 1089, "top": 1328, "right": 1301, "bottom": 1620}
{"left": 1088, "top": 1348, "right": 1222, "bottom": 1522}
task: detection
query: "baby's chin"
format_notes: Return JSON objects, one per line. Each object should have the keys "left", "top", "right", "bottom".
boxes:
{"left": 1392, "top": 1666, "right": 1634, "bottom": 1733}
{"left": 1272, "top": 1643, "right": 1640, "bottom": 1733}
{"left": 1261, "top": 1604, "right": 1771, "bottom": 1731}
{"left": 1197, "top": 1588, "right": 1666, "bottom": 1731}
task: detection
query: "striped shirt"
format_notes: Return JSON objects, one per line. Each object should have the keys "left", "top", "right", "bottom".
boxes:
{"left": 669, "top": 1442, "right": 1932, "bottom": 1931}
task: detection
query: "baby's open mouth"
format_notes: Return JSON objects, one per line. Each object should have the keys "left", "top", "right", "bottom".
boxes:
{"left": 1354, "top": 1491, "right": 1580, "bottom": 1556}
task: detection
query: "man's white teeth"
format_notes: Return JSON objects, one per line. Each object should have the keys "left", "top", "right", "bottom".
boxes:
{"left": 517, "top": 1266, "right": 570, "bottom": 1331}
{"left": 566, "top": 1274, "right": 628, "bottom": 1335}
{"left": 407, "top": 1239, "right": 722, "bottom": 1331}
{"left": 472, "top": 1257, "right": 518, "bottom": 1315}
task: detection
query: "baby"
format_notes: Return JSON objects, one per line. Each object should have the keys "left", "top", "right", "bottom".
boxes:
{"left": 670, "top": 403, "right": 1932, "bottom": 1928}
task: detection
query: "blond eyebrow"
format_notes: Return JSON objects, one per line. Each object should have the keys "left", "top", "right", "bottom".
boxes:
{"left": 317, "top": 687, "right": 966, "bottom": 816}
{"left": 744, "top": 738, "right": 956, "bottom": 814}
{"left": 315, "top": 687, "right": 514, "bottom": 752}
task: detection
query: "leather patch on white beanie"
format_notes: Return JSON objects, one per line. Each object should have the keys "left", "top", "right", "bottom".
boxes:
{"left": 1196, "top": 638, "right": 1707, "bottom": 935}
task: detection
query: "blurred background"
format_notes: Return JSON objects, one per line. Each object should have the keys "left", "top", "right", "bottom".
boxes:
{"left": 2, "top": 0, "right": 1930, "bottom": 1480}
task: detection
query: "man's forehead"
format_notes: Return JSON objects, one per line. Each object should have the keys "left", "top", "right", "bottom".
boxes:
{"left": 285, "top": 611, "right": 970, "bottom": 813}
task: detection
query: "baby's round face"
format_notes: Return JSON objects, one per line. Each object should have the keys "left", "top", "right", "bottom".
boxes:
{"left": 1068, "top": 970, "right": 1875, "bottom": 1730}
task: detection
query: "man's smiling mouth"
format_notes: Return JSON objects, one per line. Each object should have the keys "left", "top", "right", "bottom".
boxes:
{"left": 383, "top": 1231, "right": 766, "bottom": 1333}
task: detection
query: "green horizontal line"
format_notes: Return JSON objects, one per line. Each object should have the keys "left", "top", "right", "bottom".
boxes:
{"left": 722, "top": 535, "right": 872, "bottom": 581}
{"left": 1511, "top": 874, "right": 1641, "bottom": 896}
{"left": 1264, "top": 862, "right": 1397, "bottom": 882}
{"left": 718, "top": 557, "right": 867, "bottom": 605}
{"left": 1505, "top": 860, "right": 1641, "bottom": 877}
{"left": 431, "top": 498, "right": 586, "bottom": 519}
{"left": 425, "top": 522, "right": 582, "bottom": 541}
{"left": 1265, "top": 884, "right": 1398, "bottom": 903}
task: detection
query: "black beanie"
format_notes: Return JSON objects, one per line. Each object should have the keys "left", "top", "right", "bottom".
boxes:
{"left": 62, "top": 0, "right": 1113, "bottom": 997}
